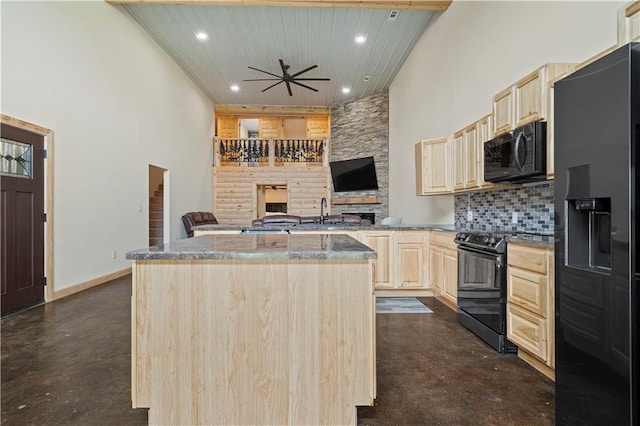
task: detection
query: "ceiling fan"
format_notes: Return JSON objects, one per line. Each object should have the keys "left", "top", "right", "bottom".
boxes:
{"left": 243, "top": 59, "right": 330, "bottom": 96}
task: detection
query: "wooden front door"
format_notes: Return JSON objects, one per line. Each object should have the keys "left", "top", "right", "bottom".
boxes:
{"left": 1, "top": 123, "right": 45, "bottom": 315}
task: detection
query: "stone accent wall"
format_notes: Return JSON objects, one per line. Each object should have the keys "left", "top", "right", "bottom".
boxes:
{"left": 330, "top": 92, "right": 389, "bottom": 224}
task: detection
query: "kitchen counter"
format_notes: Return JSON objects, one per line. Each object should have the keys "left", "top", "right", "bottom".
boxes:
{"left": 507, "top": 233, "right": 555, "bottom": 249}
{"left": 127, "top": 233, "right": 376, "bottom": 425}
{"left": 126, "top": 233, "right": 376, "bottom": 260}
{"left": 192, "top": 223, "right": 457, "bottom": 233}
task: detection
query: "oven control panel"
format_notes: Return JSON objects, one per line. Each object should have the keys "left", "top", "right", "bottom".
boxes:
{"left": 454, "top": 232, "right": 506, "bottom": 253}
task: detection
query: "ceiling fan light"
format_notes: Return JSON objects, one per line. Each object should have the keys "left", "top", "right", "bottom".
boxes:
{"left": 342, "top": 87, "right": 351, "bottom": 94}
{"left": 195, "top": 31, "right": 209, "bottom": 41}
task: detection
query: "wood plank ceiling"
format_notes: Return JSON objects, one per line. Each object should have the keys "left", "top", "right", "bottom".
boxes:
{"left": 116, "top": 1, "right": 448, "bottom": 106}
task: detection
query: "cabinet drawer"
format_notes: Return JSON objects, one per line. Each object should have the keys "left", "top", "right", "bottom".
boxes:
{"left": 396, "top": 231, "right": 424, "bottom": 244}
{"left": 507, "top": 304, "right": 547, "bottom": 362}
{"left": 508, "top": 245, "right": 547, "bottom": 274}
{"left": 429, "top": 231, "right": 456, "bottom": 249}
{"left": 508, "top": 267, "right": 547, "bottom": 317}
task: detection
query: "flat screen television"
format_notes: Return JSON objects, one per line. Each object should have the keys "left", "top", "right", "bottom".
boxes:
{"left": 329, "top": 156, "right": 379, "bottom": 192}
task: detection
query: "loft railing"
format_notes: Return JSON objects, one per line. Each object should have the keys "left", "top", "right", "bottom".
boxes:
{"left": 214, "top": 137, "right": 328, "bottom": 167}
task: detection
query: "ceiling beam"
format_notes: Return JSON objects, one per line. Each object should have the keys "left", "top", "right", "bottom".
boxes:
{"left": 107, "top": 0, "right": 452, "bottom": 11}
{"left": 215, "top": 104, "right": 331, "bottom": 116}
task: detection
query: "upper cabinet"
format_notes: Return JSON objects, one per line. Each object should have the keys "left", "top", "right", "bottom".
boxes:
{"left": 493, "top": 63, "right": 574, "bottom": 137}
{"left": 477, "top": 114, "right": 494, "bottom": 189}
{"left": 453, "top": 122, "right": 480, "bottom": 191}
{"left": 618, "top": 1, "right": 640, "bottom": 45}
{"left": 492, "top": 86, "right": 515, "bottom": 136}
{"left": 415, "top": 137, "right": 452, "bottom": 195}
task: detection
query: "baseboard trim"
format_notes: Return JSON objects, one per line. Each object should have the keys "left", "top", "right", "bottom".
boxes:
{"left": 52, "top": 267, "right": 132, "bottom": 300}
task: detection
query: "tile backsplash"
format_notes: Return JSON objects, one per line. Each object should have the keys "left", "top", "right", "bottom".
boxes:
{"left": 454, "top": 182, "right": 554, "bottom": 235}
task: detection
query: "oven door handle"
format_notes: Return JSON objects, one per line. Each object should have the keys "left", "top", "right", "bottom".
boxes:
{"left": 457, "top": 246, "right": 503, "bottom": 263}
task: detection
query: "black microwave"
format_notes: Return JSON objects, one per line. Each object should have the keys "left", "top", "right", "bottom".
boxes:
{"left": 483, "top": 121, "right": 547, "bottom": 183}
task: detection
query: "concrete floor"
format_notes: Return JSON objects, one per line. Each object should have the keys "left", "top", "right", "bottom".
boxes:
{"left": 1, "top": 276, "right": 554, "bottom": 425}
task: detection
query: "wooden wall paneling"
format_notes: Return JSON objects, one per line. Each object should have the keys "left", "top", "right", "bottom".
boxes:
{"left": 306, "top": 116, "right": 330, "bottom": 138}
{"left": 213, "top": 166, "right": 330, "bottom": 225}
{"left": 259, "top": 116, "right": 279, "bottom": 138}
{"left": 217, "top": 116, "right": 239, "bottom": 138}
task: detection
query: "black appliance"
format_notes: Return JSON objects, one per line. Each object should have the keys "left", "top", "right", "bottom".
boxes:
{"left": 484, "top": 121, "right": 547, "bottom": 183}
{"left": 455, "top": 232, "right": 516, "bottom": 354}
{"left": 554, "top": 42, "right": 639, "bottom": 425}
{"left": 329, "top": 156, "right": 379, "bottom": 192}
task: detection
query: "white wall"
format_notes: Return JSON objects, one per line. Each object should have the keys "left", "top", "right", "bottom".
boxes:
{"left": 2, "top": 2, "right": 214, "bottom": 291}
{"left": 389, "top": 1, "right": 623, "bottom": 224}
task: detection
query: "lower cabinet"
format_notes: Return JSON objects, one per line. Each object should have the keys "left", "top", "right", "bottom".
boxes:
{"left": 506, "top": 243, "right": 555, "bottom": 380}
{"left": 428, "top": 231, "right": 458, "bottom": 311}
{"left": 359, "top": 230, "right": 395, "bottom": 290}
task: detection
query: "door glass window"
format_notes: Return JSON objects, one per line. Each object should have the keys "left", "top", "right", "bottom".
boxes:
{"left": 0, "top": 138, "right": 32, "bottom": 179}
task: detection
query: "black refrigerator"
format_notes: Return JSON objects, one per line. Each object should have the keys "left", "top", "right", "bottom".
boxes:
{"left": 554, "top": 42, "right": 639, "bottom": 425}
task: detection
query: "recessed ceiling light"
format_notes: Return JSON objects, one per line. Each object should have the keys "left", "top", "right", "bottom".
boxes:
{"left": 342, "top": 87, "right": 351, "bottom": 94}
{"left": 355, "top": 35, "right": 366, "bottom": 44}
{"left": 230, "top": 84, "right": 239, "bottom": 92}
{"left": 195, "top": 31, "right": 209, "bottom": 41}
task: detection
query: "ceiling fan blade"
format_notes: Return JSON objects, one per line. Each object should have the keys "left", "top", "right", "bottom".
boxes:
{"left": 291, "top": 65, "right": 318, "bottom": 78}
{"left": 285, "top": 80, "right": 293, "bottom": 96}
{"left": 261, "top": 80, "right": 284, "bottom": 93}
{"left": 243, "top": 78, "right": 282, "bottom": 81}
{"left": 248, "top": 66, "right": 282, "bottom": 79}
{"left": 293, "top": 78, "right": 331, "bottom": 81}
{"left": 291, "top": 80, "right": 318, "bottom": 92}
{"left": 279, "top": 59, "right": 290, "bottom": 77}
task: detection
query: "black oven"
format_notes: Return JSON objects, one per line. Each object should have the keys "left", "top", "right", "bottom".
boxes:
{"left": 484, "top": 121, "right": 547, "bottom": 183}
{"left": 454, "top": 232, "right": 516, "bottom": 354}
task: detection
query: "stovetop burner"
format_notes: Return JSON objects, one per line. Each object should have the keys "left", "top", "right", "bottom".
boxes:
{"left": 454, "top": 231, "right": 508, "bottom": 253}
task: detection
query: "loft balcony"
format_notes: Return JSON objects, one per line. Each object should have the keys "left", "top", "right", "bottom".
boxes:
{"left": 213, "top": 137, "right": 329, "bottom": 167}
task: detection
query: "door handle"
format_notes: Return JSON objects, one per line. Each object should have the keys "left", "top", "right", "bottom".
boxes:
{"left": 514, "top": 131, "right": 526, "bottom": 172}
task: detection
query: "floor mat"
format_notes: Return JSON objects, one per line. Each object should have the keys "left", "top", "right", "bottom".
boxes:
{"left": 376, "top": 297, "right": 433, "bottom": 314}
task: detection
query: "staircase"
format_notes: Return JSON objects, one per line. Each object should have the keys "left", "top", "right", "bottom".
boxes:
{"left": 149, "top": 183, "right": 163, "bottom": 247}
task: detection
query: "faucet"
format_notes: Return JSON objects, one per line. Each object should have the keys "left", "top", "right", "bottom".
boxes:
{"left": 320, "top": 197, "right": 327, "bottom": 224}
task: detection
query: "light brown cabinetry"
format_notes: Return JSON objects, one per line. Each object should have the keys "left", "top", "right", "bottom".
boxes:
{"left": 507, "top": 243, "right": 555, "bottom": 380}
{"left": 618, "top": 1, "right": 640, "bottom": 45}
{"left": 394, "top": 231, "right": 427, "bottom": 289}
{"left": 493, "top": 63, "right": 574, "bottom": 137}
{"left": 453, "top": 122, "right": 481, "bottom": 192}
{"left": 359, "top": 230, "right": 395, "bottom": 290}
{"left": 492, "top": 86, "right": 515, "bottom": 136}
{"left": 428, "top": 230, "right": 458, "bottom": 311}
{"left": 415, "top": 137, "right": 452, "bottom": 195}
{"left": 477, "top": 113, "right": 494, "bottom": 188}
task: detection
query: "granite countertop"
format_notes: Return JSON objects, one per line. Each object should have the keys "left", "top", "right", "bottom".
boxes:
{"left": 506, "top": 233, "right": 555, "bottom": 249}
{"left": 126, "top": 233, "right": 377, "bottom": 261}
{"left": 193, "top": 223, "right": 457, "bottom": 232}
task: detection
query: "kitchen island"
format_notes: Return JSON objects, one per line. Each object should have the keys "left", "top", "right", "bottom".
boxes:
{"left": 126, "top": 233, "right": 377, "bottom": 425}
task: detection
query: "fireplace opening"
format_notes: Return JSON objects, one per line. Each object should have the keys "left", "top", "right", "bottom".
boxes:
{"left": 344, "top": 212, "right": 375, "bottom": 224}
